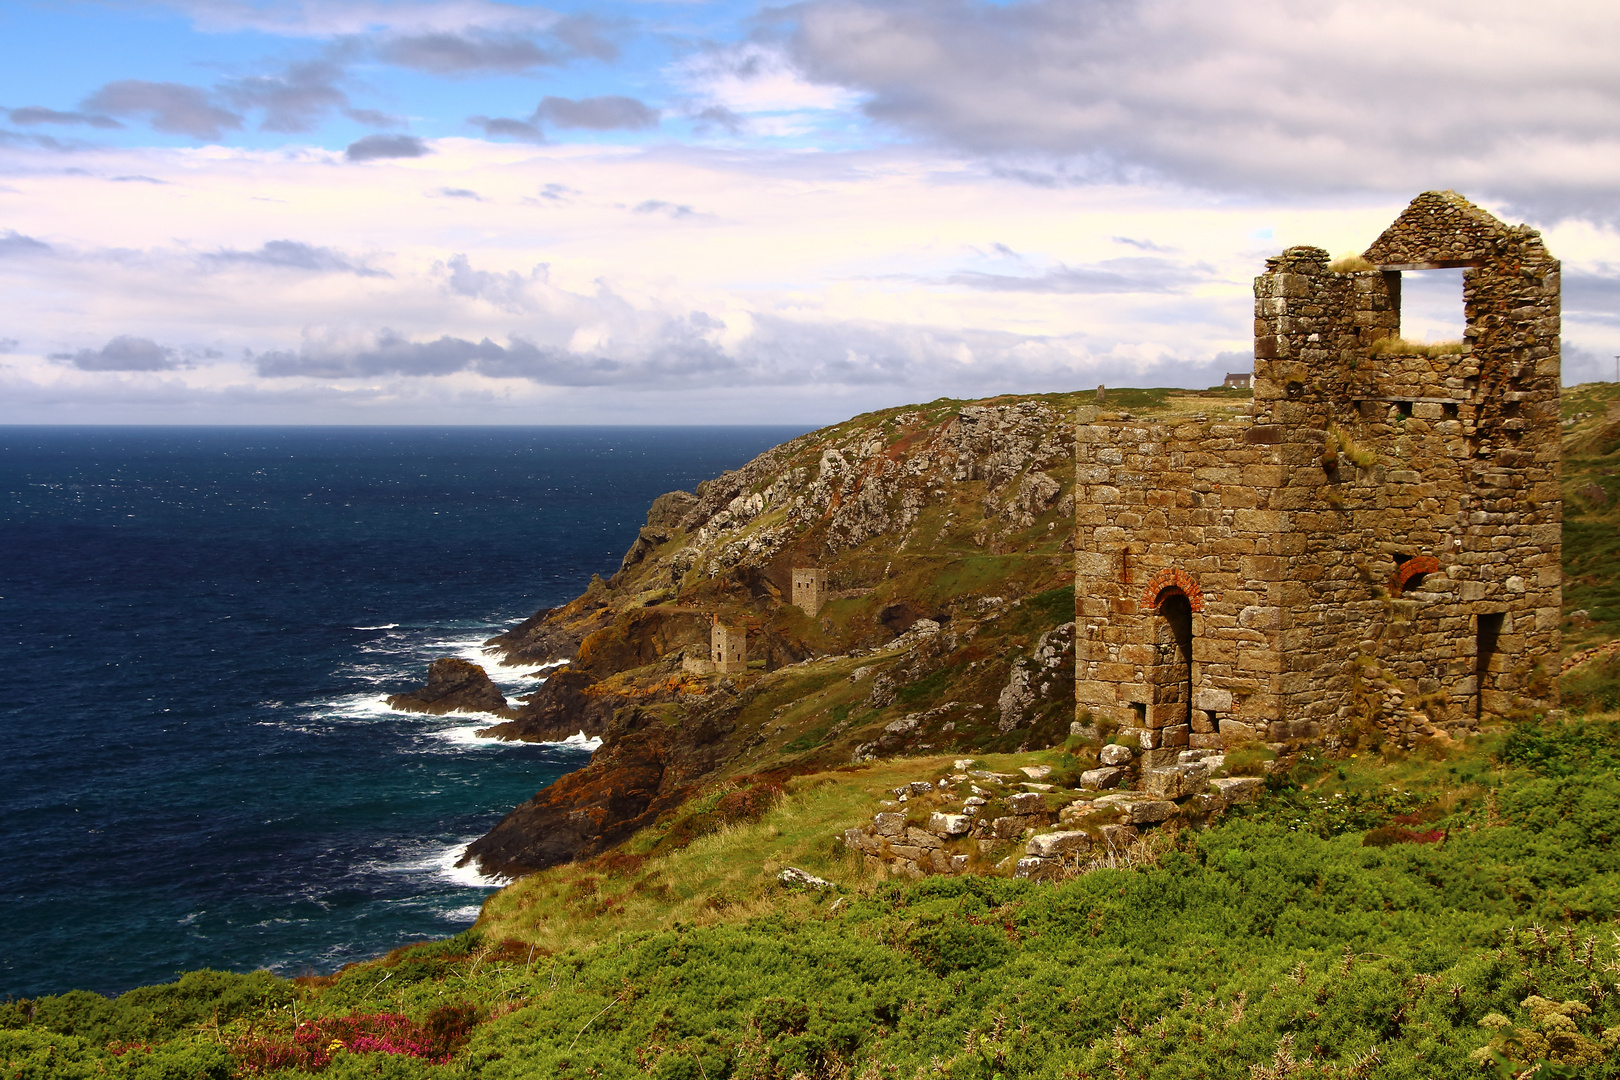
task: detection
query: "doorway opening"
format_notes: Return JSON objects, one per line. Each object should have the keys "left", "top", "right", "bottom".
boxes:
{"left": 1156, "top": 590, "right": 1194, "bottom": 728}
{"left": 1476, "top": 611, "right": 1505, "bottom": 719}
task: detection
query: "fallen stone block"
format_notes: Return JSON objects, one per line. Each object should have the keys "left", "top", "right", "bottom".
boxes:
{"left": 873, "top": 812, "right": 906, "bottom": 837}
{"left": 1026, "top": 830, "right": 1092, "bottom": 858}
{"left": 1129, "top": 800, "right": 1178, "bottom": 825}
{"left": 1143, "top": 766, "right": 1187, "bottom": 800}
{"left": 1080, "top": 766, "right": 1128, "bottom": 790}
{"left": 1211, "top": 777, "right": 1264, "bottom": 804}
{"left": 1013, "top": 856, "right": 1050, "bottom": 880}
{"left": 1019, "top": 764, "right": 1053, "bottom": 779}
{"left": 779, "top": 867, "right": 834, "bottom": 890}
{"left": 1007, "top": 792, "right": 1045, "bottom": 814}
{"left": 1099, "top": 743, "right": 1135, "bottom": 767}
{"left": 990, "top": 816, "right": 1025, "bottom": 839}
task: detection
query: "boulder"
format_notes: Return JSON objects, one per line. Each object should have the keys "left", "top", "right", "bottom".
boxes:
{"left": 1019, "top": 764, "right": 1053, "bottom": 780}
{"left": 778, "top": 867, "right": 834, "bottom": 890}
{"left": 1007, "top": 792, "right": 1045, "bottom": 815}
{"left": 1080, "top": 766, "right": 1128, "bottom": 790}
{"left": 1099, "top": 743, "right": 1135, "bottom": 767}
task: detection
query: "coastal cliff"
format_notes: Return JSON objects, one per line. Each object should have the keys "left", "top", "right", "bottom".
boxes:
{"left": 457, "top": 392, "right": 1113, "bottom": 876}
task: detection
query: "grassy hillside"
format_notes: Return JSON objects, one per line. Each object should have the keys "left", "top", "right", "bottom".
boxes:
{"left": 1562, "top": 383, "right": 1620, "bottom": 639}
{"left": 7, "top": 713, "right": 1620, "bottom": 1078}
{"left": 8, "top": 383, "right": 1620, "bottom": 1079}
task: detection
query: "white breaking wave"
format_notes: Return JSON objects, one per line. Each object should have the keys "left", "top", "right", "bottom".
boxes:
{"left": 433, "top": 721, "right": 508, "bottom": 747}
{"left": 374, "top": 839, "right": 510, "bottom": 889}
{"left": 434, "top": 841, "right": 509, "bottom": 888}
{"left": 353, "top": 623, "right": 400, "bottom": 630}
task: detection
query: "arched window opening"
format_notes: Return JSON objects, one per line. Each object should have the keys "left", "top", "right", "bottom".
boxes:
{"left": 1155, "top": 589, "right": 1194, "bottom": 730}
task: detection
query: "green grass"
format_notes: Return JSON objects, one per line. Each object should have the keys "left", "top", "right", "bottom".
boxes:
{"left": 13, "top": 718, "right": 1620, "bottom": 1077}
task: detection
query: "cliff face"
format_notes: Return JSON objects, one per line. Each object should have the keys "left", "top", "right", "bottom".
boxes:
{"left": 462, "top": 393, "right": 1089, "bottom": 877}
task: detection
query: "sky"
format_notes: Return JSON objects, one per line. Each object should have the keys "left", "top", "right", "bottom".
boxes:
{"left": 0, "top": 0, "right": 1617, "bottom": 424}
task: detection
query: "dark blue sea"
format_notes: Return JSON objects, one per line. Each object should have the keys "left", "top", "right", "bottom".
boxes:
{"left": 0, "top": 426, "right": 803, "bottom": 999}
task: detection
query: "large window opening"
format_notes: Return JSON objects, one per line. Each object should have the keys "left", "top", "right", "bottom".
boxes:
{"left": 1476, "top": 611, "right": 1505, "bottom": 719}
{"left": 1399, "top": 268, "right": 1467, "bottom": 345}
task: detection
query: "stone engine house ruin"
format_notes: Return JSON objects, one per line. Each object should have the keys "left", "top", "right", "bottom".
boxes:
{"left": 791, "top": 567, "right": 828, "bottom": 616}
{"left": 1074, "top": 191, "right": 1562, "bottom": 762}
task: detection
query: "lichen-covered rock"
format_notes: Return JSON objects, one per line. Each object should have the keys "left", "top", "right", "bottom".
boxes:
{"left": 1099, "top": 743, "right": 1135, "bottom": 767}
{"left": 1080, "top": 766, "right": 1128, "bottom": 790}
{"left": 1026, "top": 830, "right": 1091, "bottom": 858}
{"left": 928, "top": 812, "right": 972, "bottom": 837}
{"left": 1210, "top": 777, "right": 1265, "bottom": 804}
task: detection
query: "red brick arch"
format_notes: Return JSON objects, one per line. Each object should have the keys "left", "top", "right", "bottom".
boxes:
{"left": 1390, "top": 555, "right": 1440, "bottom": 594}
{"left": 1140, "top": 568, "right": 1204, "bottom": 612}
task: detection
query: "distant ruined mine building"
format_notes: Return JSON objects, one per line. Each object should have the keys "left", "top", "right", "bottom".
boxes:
{"left": 791, "top": 568, "right": 828, "bottom": 616}
{"left": 682, "top": 617, "right": 749, "bottom": 675}
{"left": 1074, "top": 191, "right": 1562, "bottom": 761}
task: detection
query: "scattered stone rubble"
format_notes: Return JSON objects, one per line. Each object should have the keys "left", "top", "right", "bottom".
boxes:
{"left": 840, "top": 747, "right": 1266, "bottom": 882}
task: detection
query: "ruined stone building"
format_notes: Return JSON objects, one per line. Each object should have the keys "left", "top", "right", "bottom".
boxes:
{"left": 791, "top": 568, "right": 828, "bottom": 616}
{"left": 1074, "top": 191, "right": 1562, "bottom": 762}
{"left": 710, "top": 619, "right": 748, "bottom": 675}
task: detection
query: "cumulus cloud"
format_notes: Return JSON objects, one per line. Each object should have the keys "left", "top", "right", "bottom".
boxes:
{"left": 52, "top": 335, "right": 180, "bottom": 371}
{"left": 344, "top": 107, "right": 408, "bottom": 129}
{"left": 785, "top": 0, "right": 1620, "bottom": 219}
{"left": 1564, "top": 268, "right": 1620, "bottom": 325}
{"left": 82, "top": 80, "right": 243, "bottom": 140}
{"left": 468, "top": 115, "right": 543, "bottom": 142}
{"left": 7, "top": 106, "right": 122, "bottom": 129}
{"left": 440, "top": 253, "right": 543, "bottom": 310}
{"left": 221, "top": 60, "right": 349, "bottom": 133}
{"left": 204, "top": 240, "right": 389, "bottom": 276}
{"left": 0, "top": 337, "right": 18, "bottom": 353}
{"left": 535, "top": 95, "right": 658, "bottom": 131}
{"left": 377, "top": 32, "right": 560, "bottom": 73}
{"left": 346, "top": 134, "right": 430, "bottom": 160}
{"left": 0, "top": 230, "right": 51, "bottom": 256}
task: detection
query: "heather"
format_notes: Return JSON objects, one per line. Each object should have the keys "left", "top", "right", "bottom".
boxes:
{"left": 8, "top": 713, "right": 1620, "bottom": 1078}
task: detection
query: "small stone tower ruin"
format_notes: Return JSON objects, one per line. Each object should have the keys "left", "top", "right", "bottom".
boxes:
{"left": 711, "top": 619, "right": 748, "bottom": 674}
{"left": 791, "top": 568, "right": 827, "bottom": 616}
{"left": 1075, "top": 191, "right": 1561, "bottom": 761}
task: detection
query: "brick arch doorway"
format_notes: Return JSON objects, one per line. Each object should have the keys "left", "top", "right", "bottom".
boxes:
{"left": 1154, "top": 588, "right": 1194, "bottom": 736}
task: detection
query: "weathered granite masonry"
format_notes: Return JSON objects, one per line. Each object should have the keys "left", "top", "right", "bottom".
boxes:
{"left": 1075, "top": 192, "right": 1561, "bottom": 759}
{"left": 791, "top": 567, "right": 828, "bottom": 616}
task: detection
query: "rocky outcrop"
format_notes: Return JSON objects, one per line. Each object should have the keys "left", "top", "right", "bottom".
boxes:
{"left": 462, "top": 691, "right": 745, "bottom": 877}
{"left": 475, "top": 667, "right": 616, "bottom": 743}
{"left": 447, "top": 392, "right": 1084, "bottom": 875}
{"left": 387, "top": 658, "right": 512, "bottom": 717}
